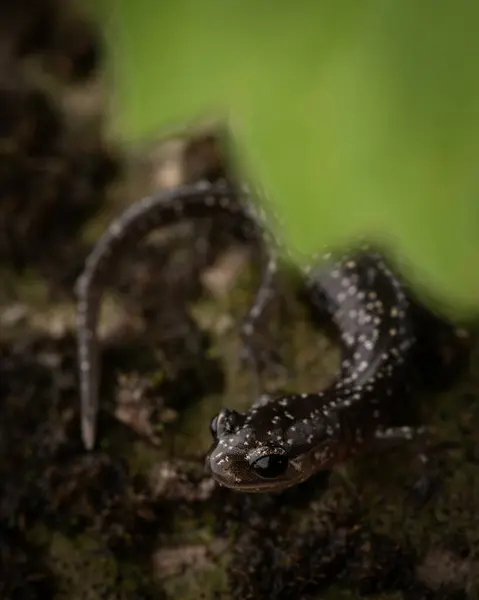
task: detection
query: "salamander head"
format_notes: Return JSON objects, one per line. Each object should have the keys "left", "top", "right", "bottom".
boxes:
{"left": 205, "top": 396, "right": 340, "bottom": 493}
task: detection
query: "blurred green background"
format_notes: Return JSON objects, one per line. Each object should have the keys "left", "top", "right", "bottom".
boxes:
{"left": 93, "top": 0, "right": 479, "bottom": 315}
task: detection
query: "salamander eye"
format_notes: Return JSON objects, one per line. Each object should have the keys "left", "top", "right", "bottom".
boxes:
{"left": 250, "top": 453, "right": 289, "bottom": 479}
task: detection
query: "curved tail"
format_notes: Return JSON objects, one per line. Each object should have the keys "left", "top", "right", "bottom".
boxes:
{"left": 75, "top": 182, "right": 277, "bottom": 450}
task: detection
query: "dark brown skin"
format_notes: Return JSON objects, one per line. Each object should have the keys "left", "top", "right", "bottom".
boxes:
{"left": 206, "top": 249, "right": 422, "bottom": 493}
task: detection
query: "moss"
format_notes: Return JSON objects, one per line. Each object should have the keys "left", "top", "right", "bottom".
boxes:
{"left": 0, "top": 267, "right": 50, "bottom": 307}
{"left": 161, "top": 559, "right": 229, "bottom": 600}
{"left": 46, "top": 533, "right": 120, "bottom": 600}
{"left": 126, "top": 439, "right": 167, "bottom": 478}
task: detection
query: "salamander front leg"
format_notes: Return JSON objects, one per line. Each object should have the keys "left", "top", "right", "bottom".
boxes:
{"left": 406, "top": 437, "right": 462, "bottom": 509}
{"left": 374, "top": 425, "right": 428, "bottom": 444}
{"left": 375, "top": 426, "right": 460, "bottom": 508}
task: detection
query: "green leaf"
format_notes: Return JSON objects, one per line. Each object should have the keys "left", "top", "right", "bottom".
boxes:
{"left": 94, "top": 0, "right": 479, "bottom": 314}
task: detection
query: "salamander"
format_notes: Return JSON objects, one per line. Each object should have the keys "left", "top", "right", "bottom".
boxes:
{"left": 75, "top": 181, "right": 277, "bottom": 450}
{"left": 76, "top": 181, "right": 467, "bottom": 493}
{"left": 206, "top": 248, "right": 428, "bottom": 493}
